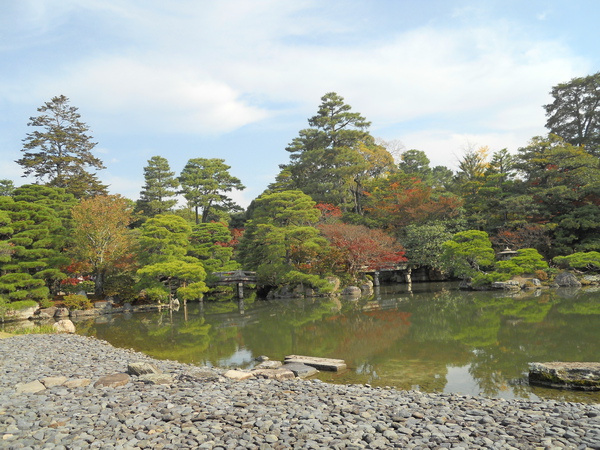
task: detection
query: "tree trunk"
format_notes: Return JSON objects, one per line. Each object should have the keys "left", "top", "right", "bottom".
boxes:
{"left": 94, "top": 270, "right": 105, "bottom": 297}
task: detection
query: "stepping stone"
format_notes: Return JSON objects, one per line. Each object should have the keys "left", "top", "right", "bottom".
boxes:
{"left": 224, "top": 370, "right": 253, "bottom": 381}
{"left": 94, "top": 373, "right": 130, "bottom": 388}
{"left": 284, "top": 355, "right": 347, "bottom": 371}
{"left": 282, "top": 362, "right": 319, "bottom": 378}
{"left": 15, "top": 380, "right": 46, "bottom": 394}
{"left": 63, "top": 378, "right": 91, "bottom": 388}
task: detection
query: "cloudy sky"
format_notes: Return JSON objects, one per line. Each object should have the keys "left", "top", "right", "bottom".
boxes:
{"left": 1, "top": 0, "right": 598, "bottom": 207}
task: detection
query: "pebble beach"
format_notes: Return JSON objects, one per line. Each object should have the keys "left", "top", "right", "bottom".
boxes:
{"left": 1, "top": 334, "right": 599, "bottom": 449}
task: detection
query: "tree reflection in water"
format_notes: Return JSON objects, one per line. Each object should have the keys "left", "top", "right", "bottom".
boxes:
{"left": 76, "top": 283, "right": 600, "bottom": 403}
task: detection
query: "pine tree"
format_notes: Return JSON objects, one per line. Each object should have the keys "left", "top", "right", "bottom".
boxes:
{"left": 17, "top": 95, "right": 107, "bottom": 198}
{"left": 137, "top": 156, "right": 179, "bottom": 217}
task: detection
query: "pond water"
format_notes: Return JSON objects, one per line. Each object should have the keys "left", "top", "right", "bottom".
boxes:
{"left": 75, "top": 282, "right": 600, "bottom": 403}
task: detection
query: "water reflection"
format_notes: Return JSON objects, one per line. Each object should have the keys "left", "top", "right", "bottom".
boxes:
{"left": 74, "top": 283, "right": 600, "bottom": 403}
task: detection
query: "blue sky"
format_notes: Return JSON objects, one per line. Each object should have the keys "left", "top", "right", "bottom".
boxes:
{"left": 1, "top": 0, "right": 598, "bottom": 207}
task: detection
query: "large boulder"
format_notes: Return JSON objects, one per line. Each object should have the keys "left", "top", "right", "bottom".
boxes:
{"left": 3, "top": 305, "right": 38, "bottom": 322}
{"left": 529, "top": 362, "right": 600, "bottom": 390}
{"left": 341, "top": 286, "right": 361, "bottom": 297}
{"left": 554, "top": 272, "right": 582, "bottom": 287}
{"left": 52, "top": 319, "right": 76, "bottom": 334}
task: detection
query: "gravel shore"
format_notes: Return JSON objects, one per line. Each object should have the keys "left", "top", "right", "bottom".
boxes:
{"left": 1, "top": 334, "right": 599, "bottom": 449}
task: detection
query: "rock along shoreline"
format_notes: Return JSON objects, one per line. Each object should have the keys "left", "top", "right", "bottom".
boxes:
{"left": 1, "top": 335, "right": 599, "bottom": 449}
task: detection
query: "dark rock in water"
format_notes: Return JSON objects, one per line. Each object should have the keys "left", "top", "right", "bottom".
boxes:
{"left": 529, "top": 362, "right": 600, "bottom": 390}
{"left": 554, "top": 272, "right": 582, "bottom": 287}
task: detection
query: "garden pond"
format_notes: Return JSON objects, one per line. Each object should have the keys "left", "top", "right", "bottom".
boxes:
{"left": 73, "top": 282, "right": 600, "bottom": 403}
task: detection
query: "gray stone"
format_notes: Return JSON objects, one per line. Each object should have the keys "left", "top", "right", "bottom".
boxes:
{"left": 128, "top": 362, "right": 161, "bottom": 376}
{"left": 255, "top": 360, "right": 282, "bottom": 369}
{"left": 529, "top": 362, "right": 600, "bottom": 390}
{"left": 282, "top": 362, "right": 319, "bottom": 378}
{"left": 341, "top": 286, "right": 361, "bottom": 297}
{"left": 138, "top": 373, "right": 173, "bottom": 385}
{"left": 554, "top": 272, "right": 582, "bottom": 287}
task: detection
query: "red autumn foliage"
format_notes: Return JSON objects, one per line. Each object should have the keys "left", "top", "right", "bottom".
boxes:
{"left": 364, "top": 178, "right": 462, "bottom": 230}
{"left": 319, "top": 223, "right": 407, "bottom": 275}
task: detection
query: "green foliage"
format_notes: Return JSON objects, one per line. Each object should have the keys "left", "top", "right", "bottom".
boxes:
{"left": 553, "top": 251, "right": 600, "bottom": 272}
{"left": 103, "top": 272, "right": 139, "bottom": 301}
{"left": 62, "top": 294, "right": 93, "bottom": 311}
{"left": 16, "top": 95, "right": 107, "bottom": 198}
{"left": 495, "top": 248, "right": 548, "bottom": 276}
{"left": 544, "top": 71, "right": 600, "bottom": 154}
{"left": 278, "top": 92, "right": 394, "bottom": 214}
{"left": 400, "top": 222, "right": 456, "bottom": 271}
{"left": 188, "top": 222, "right": 240, "bottom": 274}
{"left": 4, "top": 299, "right": 38, "bottom": 311}
{"left": 515, "top": 134, "right": 600, "bottom": 255}
{"left": 0, "top": 179, "right": 15, "bottom": 196}
{"left": 239, "top": 190, "right": 331, "bottom": 287}
{"left": 441, "top": 230, "right": 495, "bottom": 279}
{"left": 62, "top": 280, "right": 95, "bottom": 294}
{"left": 137, "top": 156, "right": 179, "bottom": 217}
{"left": 179, "top": 158, "right": 245, "bottom": 224}
{"left": 140, "top": 286, "right": 169, "bottom": 304}
{"left": 137, "top": 260, "right": 208, "bottom": 302}
{"left": 137, "top": 214, "right": 192, "bottom": 265}
{"left": 471, "top": 272, "right": 511, "bottom": 287}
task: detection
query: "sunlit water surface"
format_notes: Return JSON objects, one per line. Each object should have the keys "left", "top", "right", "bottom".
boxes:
{"left": 74, "top": 282, "right": 600, "bottom": 403}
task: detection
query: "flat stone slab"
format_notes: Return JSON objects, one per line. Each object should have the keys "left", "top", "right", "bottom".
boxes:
{"left": 224, "top": 370, "right": 254, "bottom": 381}
{"left": 282, "top": 362, "right": 319, "bottom": 378}
{"left": 40, "top": 376, "right": 68, "bottom": 388}
{"left": 529, "top": 362, "right": 600, "bottom": 390}
{"left": 15, "top": 380, "right": 46, "bottom": 394}
{"left": 94, "top": 373, "right": 130, "bottom": 388}
{"left": 284, "top": 355, "right": 347, "bottom": 371}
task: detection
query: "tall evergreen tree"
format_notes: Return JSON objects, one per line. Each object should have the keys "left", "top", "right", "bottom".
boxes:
{"left": 279, "top": 92, "right": 395, "bottom": 214}
{"left": 179, "top": 158, "right": 245, "bottom": 224}
{"left": 16, "top": 95, "right": 107, "bottom": 198}
{"left": 137, "top": 156, "right": 179, "bottom": 217}
{"left": 544, "top": 72, "right": 600, "bottom": 155}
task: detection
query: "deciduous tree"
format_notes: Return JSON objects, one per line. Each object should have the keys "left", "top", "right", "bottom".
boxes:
{"left": 319, "top": 223, "right": 406, "bottom": 279}
{"left": 70, "top": 195, "right": 135, "bottom": 296}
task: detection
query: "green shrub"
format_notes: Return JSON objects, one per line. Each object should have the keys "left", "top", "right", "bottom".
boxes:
{"left": 38, "top": 297, "right": 54, "bottom": 309}
{"left": 471, "top": 272, "right": 511, "bottom": 287}
{"left": 62, "top": 294, "right": 93, "bottom": 311}
{"left": 141, "top": 287, "right": 169, "bottom": 304}
{"left": 6, "top": 300, "right": 38, "bottom": 310}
